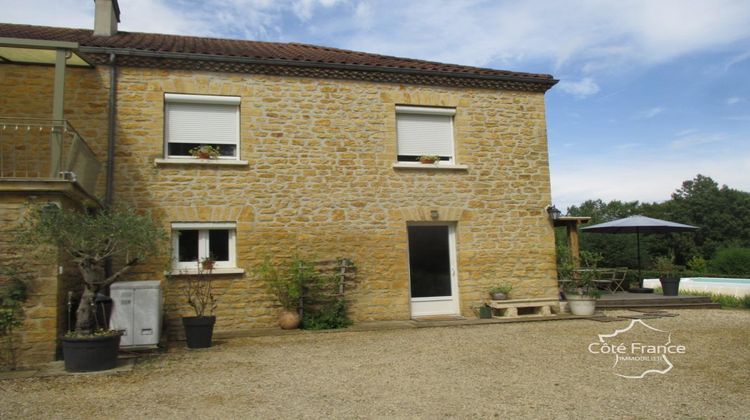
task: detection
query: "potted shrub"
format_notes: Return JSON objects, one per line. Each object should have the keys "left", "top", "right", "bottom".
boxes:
{"left": 180, "top": 256, "right": 217, "bottom": 348}
{"left": 562, "top": 251, "right": 603, "bottom": 316}
{"left": 417, "top": 155, "right": 440, "bottom": 164}
{"left": 188, "top": 144, "right": 221, "bottom": 159}
{"left": 473, "top": 303, "right": 492, "bottom": 319}
{"left": 20, "top": 205, "right": 164, "bottom": 372}
{"left": 489, "top": 284, "right": 513, "bottom": 300}
{"left": 257, "top": 257, "right": 315, "bottom": 329}
{"left": 654, "top": 256, "right": 681, "bottom": 296}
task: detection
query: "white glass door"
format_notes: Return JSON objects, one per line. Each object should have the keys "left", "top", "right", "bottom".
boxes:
{"left": 408, "top": 223, "right": 459, "bottom": 317}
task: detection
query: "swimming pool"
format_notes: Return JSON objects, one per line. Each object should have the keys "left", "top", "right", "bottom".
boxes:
{"left": 643, "top": 277, "right": 750, "bottom": 297}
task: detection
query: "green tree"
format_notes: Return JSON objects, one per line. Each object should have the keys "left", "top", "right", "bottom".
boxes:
{"left": 19, "top": 206, "right": 165, "bottom": 334}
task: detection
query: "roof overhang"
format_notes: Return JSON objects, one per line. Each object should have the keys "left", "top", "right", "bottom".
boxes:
{"left": 553, "top": 216, "right": 591, "bottom": 228}
{"left": 0, "top": 37, "right": 91, "bottom": 66}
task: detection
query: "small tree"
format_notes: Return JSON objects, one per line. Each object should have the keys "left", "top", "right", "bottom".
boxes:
{"left": 19, "top": 205, "right": 165, "bottom": 334}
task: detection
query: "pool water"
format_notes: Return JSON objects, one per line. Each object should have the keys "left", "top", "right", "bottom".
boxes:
{"left": 690, "top": 277, "right": 750, "bottom": 285}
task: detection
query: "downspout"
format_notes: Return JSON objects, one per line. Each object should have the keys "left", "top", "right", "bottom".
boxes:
{"left": 105, "top": 53, "right": 117, "bottom": 280}
{"left": 105, "top": 52, "right": 117, "bottom": 207}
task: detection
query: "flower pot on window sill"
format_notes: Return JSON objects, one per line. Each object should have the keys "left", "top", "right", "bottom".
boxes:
{"left": 419, "top": 158, "right": 439, "bottom": 164}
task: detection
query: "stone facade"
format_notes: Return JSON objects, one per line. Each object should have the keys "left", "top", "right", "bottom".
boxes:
{"left": 0, "top": 191, "right": 84, "bottom": 366}
{"left": 1, "top": 62, "right": 557, "bottom": 349}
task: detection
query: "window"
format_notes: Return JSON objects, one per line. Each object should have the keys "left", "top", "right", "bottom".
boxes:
{"left": 164, "top": 93, "right": 241, "bottom": 159}
{"left": 171, "top": 222, "right": 237, "bottom": 270}
{"left": 396, "top": 105, "right": 456, "bottom": 163}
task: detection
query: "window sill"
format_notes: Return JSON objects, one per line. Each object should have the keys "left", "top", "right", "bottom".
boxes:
{"left": 392, "top": 162, "right": 469, "bottom": 171}
{"left": 154, "top": 158, "right": 249, "bottom": 167}
{"left": 167, "top": 268, "right": 245, "bottom": 276}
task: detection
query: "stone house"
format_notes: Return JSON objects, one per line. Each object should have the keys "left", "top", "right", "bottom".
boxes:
{"left": 0, "top": 0, "right": 559, "bottom": 366}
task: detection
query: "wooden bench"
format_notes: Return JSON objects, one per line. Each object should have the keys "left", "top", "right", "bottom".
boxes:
{"left": 487, "top": 298, "right": 560, "bottom": 318}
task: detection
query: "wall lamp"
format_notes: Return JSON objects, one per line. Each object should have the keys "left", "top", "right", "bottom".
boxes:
{"left": 546, "top": 205, "right": 562, "bottom": 221}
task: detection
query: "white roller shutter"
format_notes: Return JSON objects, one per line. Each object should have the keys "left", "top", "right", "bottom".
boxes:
{"left": 396, "top": 112, "right": 454, "bottom": 158}
{"left": 165, "top": 95, "right": 240, "bottom": 145}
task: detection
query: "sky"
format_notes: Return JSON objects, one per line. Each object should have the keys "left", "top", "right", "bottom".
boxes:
{"left": 3, "top": 0, "right": 749, "bottom": 212}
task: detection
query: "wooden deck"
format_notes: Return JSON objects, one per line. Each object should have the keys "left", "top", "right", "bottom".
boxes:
{"left": 596, "top": 292, "right": 720, "bottom": 309}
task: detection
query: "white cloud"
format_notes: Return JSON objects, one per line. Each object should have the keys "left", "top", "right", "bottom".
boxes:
{"left": 550, "top": 149, "right": 750, "bottom": 211}
{"left": 726, "top": 97, "right": 743, "bottom": 105}
{"left": 633, "top": 107, "right": 665, "bottom": 119}
{"left": 670, "top": 132, "right": 726, "bottom": 149}
{"left": 556, "top": 78, "right": 600, "bottom": 98}
{"left": 291, "top": 0, "right": 345, "bottom": 22}
{"left": 3, "top": 0, "right": 749, "bottom": 76}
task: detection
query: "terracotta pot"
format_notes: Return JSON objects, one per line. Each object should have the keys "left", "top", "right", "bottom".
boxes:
{"left": 197, "top": 152, "right": 211, "bottom": 159}
{"left": 278, "top": 310, "right": 300, "bottom": 329}
{"left": 201, "top": 260, "right": 215, "bottom": 271}
{"left": 419, "top": 158, "right": 438, "bottom": 164}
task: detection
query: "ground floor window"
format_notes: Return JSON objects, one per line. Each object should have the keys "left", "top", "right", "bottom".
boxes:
{"left": 171, "top": 222, "right": 236, "bottom": 270}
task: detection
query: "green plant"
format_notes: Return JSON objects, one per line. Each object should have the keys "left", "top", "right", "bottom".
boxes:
{"left": 417, "top": 155, "right": 440, "bottom": 163}
{"left": 302, "top": 299, "right": 352, "bottom": 330}
{"left": 653, "top": 255, "right": 681, "bottom": 278}
{"left": 181, "top": 257, "right": 217, "bottom": 317}
{"left": 188, "top": 144, "right": 221, "bottom": 159}
{"left": 709, "top": 248, "right": 750, "bottom": 276}
{"left": 19, "top": 205, "right": 165, "bottom": 334}
{"left": 257, "top": 256, "right": 314, "bottom": 311}
{"left": 686, "top": 255, "right": 708, "bottom": 273}
{"left": 489, "top": 284, "right": 513, "bottom": 295}
{"left": 0, "top": 263, "right": 29, "bottom": 370}
{"left": 563, "top": 251, "right": 603, "bottom": 298}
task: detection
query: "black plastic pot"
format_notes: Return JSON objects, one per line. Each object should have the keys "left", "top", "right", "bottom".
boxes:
{"left": 660, "top": 277, "right": 681, "bottom": 296}
{"left": 182, "top": 316, "right": 216, "bottom": 348}
{"left": 61, "top": 333, "right": 121, "bottom": 372}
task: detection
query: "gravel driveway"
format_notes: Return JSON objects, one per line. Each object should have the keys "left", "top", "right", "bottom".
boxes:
{"left": 1, "top": 309, "right": 748, "bottom": 419}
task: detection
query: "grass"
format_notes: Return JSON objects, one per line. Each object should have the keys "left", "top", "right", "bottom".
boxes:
{"left": 682, "top": 291, "right": 750, "bottom": 309}
{"left": 657, "top": 287, "right": 750, "bottom": 309}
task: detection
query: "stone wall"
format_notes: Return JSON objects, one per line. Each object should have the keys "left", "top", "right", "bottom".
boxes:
{"left": 1, "top": 63, "right": 558, "bottom": 344}
{"left": 0, "top": 193, "right": 83, "bottom": 367}
{"left": 112, "top": 68, "right": 558, "bottom": 336}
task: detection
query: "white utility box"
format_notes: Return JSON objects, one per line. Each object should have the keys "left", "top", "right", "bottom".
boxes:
{"left": 110, "top": 280, "right": 162, "bottom": 347}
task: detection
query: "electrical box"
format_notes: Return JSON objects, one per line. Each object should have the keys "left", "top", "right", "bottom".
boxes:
{"left": 110, "top": 280, "right": 162, "bottom": 347}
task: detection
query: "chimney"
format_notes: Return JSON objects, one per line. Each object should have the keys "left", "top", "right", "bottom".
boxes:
{"left": 93, "top": 0, "right": 121, "bottom": 36}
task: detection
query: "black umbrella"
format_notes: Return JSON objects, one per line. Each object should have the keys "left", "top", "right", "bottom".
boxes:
{"left": 581, "top": 215, "right": 698, "bottom": 288}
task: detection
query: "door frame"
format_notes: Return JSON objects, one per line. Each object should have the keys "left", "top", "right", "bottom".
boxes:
{"left": 406, "top": 222, "right": 460, "bottom": 317}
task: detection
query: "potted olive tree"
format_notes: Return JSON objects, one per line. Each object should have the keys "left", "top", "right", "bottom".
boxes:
{"left": 257, "top": 257, "right": 316, "bottom": 329}
{"left": 20, "top": 205, "right": 164, "bottom": 372}
{"left": 179, "top": 256, "right": 217, "bottom": 348}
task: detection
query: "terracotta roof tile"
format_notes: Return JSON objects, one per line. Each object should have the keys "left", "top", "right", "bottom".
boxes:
{"left": 0, "top": 23, "right": 557, "bottom": 91}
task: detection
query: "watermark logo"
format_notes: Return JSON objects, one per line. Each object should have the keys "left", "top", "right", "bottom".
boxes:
{"left": 588, "top": 319, "right": 686, "bottom": 379}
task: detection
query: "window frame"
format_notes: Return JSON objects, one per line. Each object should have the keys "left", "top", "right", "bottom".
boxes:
{"left": 171, "top": 222, "right": 237, "bottom": 270}
{"left": 164, "top": 93, "right": 241, "bottom": 160}
{"left": 395, "top": 105, "right": 457, "bottom": 164}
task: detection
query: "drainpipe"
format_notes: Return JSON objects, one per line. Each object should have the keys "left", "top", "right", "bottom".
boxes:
{"left": 105, "top": 53, "right": 117, "bottom": 279}
{"left": 105, "top": 52, "right": 117, "bottom": 207}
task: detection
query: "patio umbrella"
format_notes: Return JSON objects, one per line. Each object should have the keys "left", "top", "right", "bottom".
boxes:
{"left": 580, "top": 215, "right": 698, "bottom": 289}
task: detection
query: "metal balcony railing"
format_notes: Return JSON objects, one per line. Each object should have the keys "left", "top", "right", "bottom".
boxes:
{"left": 0, "top": 117, "right": 101, "bottom": 196}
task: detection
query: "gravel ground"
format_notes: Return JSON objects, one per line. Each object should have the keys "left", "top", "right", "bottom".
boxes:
{"left": 1, "top": 309, "right": 749, "bottom": 419}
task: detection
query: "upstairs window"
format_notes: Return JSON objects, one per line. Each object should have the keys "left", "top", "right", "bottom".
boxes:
{"left": 171, "top": 222, "right": 237, "bottom": 270}
{"left": 396, "top": 106, "right": 456, "bottom": 163}
{"left": 164, "top": 94, "right": 241, "bottom": 159}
